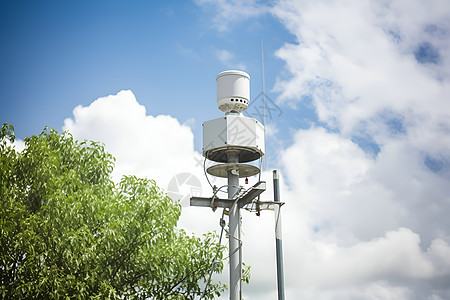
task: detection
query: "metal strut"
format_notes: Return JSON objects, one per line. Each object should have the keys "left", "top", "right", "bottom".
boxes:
{"left": 190, "top": 181, "right": 266, "bottom": 209}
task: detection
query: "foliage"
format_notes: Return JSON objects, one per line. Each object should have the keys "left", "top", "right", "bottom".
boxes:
{"left": 0, "top": 124, "right": 226, "bottom": 299}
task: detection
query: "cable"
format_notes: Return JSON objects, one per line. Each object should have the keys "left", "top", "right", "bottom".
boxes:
{"left": 210, "top": 185, "right": 229, "bottom": 209}
{"left": 223, "top": 230, "right": 243, "bottom": 259}
{"left": 222, "top": 196, "right": 244, "bottom": 259}
{"left": 258, "top": 155, "right": 262, "bottom": 182}
{"left": 222, "top": 224, "right": 243, "bottom": 261}
{"left": 255, "top": 156, "right": 262, "bottom": 205}
{"left": 204, "top": 156, "right": 214, "bottom": 189}
{"left": 200, "top": 209, "right": 226, "bottom": 299}
{"left": 201, "top": 161, "right": 246, "bottom": 297}
{"left": 213, "top": 185, "right": 240, "bottom": 198}
{"left": 209, "top": 184, "right": 246, "bottom": 210}
{"left": 203, "top": 158, "right": 243, "bottom": 195}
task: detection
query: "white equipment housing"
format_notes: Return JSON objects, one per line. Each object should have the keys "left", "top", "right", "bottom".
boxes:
{"left": 217, "top": 70, "right": 250, "bottom": 113}
{"left": 203, "top": 114, "right": 265, "bottom": 163}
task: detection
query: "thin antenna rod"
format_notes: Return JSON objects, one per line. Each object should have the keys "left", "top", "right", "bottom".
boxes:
{"left": 261, "top": 36, "right": 266, "bottom": 171}
{"left": 261, "top": 36, "right": 266, "bottom": 128}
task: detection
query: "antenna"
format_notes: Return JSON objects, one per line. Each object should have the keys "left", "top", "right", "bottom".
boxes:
{"left": 261, "top": 37, "right": 266, "bottom": 173}
{"left": 261, "top": 37, "right": 266, "bottom": 129}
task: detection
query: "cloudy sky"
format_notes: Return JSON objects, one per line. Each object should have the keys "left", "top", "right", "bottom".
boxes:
{"left": 2, "top": 0, "right": 450, "bottom": 299}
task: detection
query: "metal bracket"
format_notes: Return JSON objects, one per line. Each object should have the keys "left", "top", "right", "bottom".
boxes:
{"left": 190, "top": 181, "right": 266, "bottom": 209}
{"left": 244, "top": 200, "right": 285, "bottom": 215}
{"left": 237, "top": 181, "right": 266, "bottom": 207}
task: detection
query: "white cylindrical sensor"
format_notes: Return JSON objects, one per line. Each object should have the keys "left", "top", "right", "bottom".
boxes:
{"left": 216, "top": 70, "right": 250, "bottom": 113}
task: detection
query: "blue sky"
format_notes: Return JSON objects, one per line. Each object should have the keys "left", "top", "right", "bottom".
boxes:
{"left": 2, "top": 1, "right": 450, "bottom": 299}
{"left": 0, "top": 0, "right": 296, "bottom": 153}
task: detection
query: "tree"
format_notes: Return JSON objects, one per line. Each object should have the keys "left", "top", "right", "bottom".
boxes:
{"left": 0, "top": 124, "right": 226, "bottom": 299}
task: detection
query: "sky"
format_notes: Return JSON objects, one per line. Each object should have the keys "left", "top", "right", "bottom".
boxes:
{"left": 1, "top": 0, "right": 450, "bottom": 299}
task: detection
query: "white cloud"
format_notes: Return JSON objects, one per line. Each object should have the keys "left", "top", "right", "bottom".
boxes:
{"left": 63, "top": 90, "right": 197, "bottom": 185}
{"left": 264, "top": 123, "right": 279, "bottom": 137}
{"left": 262, "top": 1, "right": 450, "bottom": 297}
{"left": 272, "top": 0, "right": 450, "bottom": 142}
{"left": 274, "top": 127, "right": 450, "bottom": 299}
{"left": 62, "top": 90, "right": 226, "bottom": 236}
{"left": 9, "top": 138, "right": 26, "bottom": 152}
{"left": 282, "top": 127, "right": 450, "bottom": 243}
{"left": 289, "top": 281, "right": 413, "bottom": 300}
{"left": 182, "top": 117, "right": 196, "bottom": 130}
{"left": 216, "top": 49, "right": 233, "bottom": 64}
{"left": 215, "top": 48, "right": 247, "bottom": 70}
{"left": 194, "top": 0, "right": 269, "bottom": 32}
{"left": 307, "top": 228, "right": 436, "bottom": 284}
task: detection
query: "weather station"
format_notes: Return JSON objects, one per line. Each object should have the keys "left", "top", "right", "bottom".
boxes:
{"left": 191, "top": 70, "right": 285, "bottom": 300}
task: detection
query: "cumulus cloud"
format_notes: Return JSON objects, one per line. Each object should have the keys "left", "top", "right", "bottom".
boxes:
{"left": 264, "top": 0, "right": 450, "bottom": 298}
{"left": 273, "top": 0, "right": 450, "bottom": 142}
{"left": 275, "top": 128, "right": 450, "bottom": 299}
{"left": 8, "top": 138, "right": 26, "bottom": 152}
{"left": 62, "top": 90, "right": 227, "bottom": 237}
{"left": 282, "top": 127, "right": 450, "bottom": 244}
{"left": 63, "top": 90, "right": 198, "bottom": 185}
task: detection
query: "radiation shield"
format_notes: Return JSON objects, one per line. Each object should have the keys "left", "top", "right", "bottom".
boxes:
{"left": 202, "top": 115, "right": 265, "bottom": 163}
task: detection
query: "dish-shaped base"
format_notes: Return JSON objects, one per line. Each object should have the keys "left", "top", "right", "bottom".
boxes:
{"left": 206, "top": 163, "right": 260, "bottom": 178}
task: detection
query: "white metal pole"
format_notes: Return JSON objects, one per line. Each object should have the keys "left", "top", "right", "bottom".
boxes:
{"left": 273, "top": 170, "right": 285, "bottom": 300}
{"left": 227, "top": 151, "right": 241, "bottom": 300}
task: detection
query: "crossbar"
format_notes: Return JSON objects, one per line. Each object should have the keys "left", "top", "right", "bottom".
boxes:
{"left": 190, "top": 181, "right": 266, "bottom": 209}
